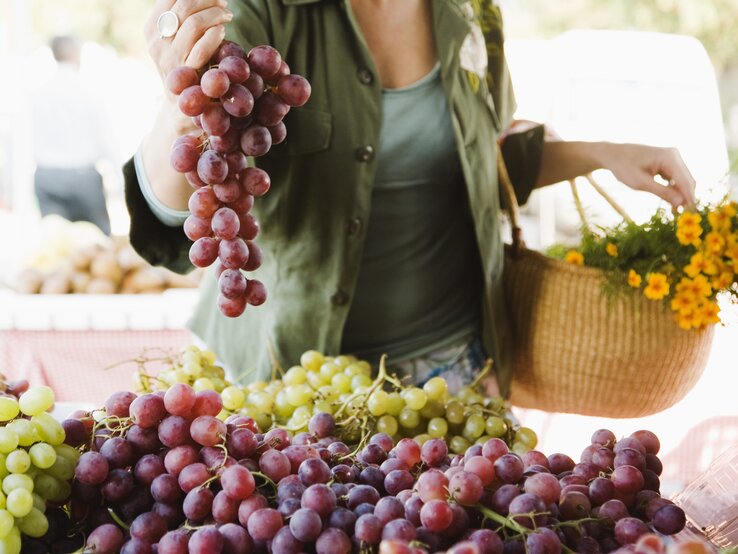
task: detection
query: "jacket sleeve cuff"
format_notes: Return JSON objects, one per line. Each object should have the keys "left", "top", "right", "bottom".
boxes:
{"left": 124, "top": 156, "right": 195, "bottom": 275}
{"left": 134, "top": 146, "right": 190, "bottom": 227}
{"left": 499, "top": 123, "right": 545, "bottom": 206}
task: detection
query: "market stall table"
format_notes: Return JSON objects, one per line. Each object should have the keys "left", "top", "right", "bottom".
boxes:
{"left": 0, "top": 289, "right": 198, "bottom": 405}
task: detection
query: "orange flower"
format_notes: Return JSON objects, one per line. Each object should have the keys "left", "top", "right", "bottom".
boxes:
{"left": 708, "top": 210, "right": 732, "bottom": 233}
{"left": 675, "top": 309, "right": 701, "bottom": 330}
{"left": 644, "top": 273, "right": 669, "bottom": 300}
{"left": 711, "top": 271, "right": 735, "bottom": 291}
{"left": 681, "top": 275, "right": 713, "bottom": 298}
{"left": 704, "top": 231, "right": 726, "bottom": 255}
{"left": 676, "top": 226, "right": 703, "bottom": 247}
{"left": 565, "top": 250, "right": 584, "bottom": 266}
{"left": 684, "top": 252, "right": 710, "bottom": 278}
{"left": 627, "top": 269, "right": 642, "bottom": 288}
{"left": 670, "top": 294, "right": 694, "bottom": 315}
{"left": 606, "top": 243, "right": 618, "bottom": 257}
{"left": 699, "top": 300, "right": 721, "bottom": 326}
{"left": 678, "top": 212, "right": 702, "bottom": 229}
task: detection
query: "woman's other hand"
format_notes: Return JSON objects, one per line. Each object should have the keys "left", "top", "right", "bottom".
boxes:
{"left": 598, "top": 143, "right": 697, "bottom": 209}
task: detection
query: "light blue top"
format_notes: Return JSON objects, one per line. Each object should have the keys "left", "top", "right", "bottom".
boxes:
{"left": 134, "top": 146, "right": 189, "bottom": 227}
{"left": 340, "top": 63, "right": 482, "bottom": 363}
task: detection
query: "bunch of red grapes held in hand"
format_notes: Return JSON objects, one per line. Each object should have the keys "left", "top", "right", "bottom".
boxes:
{"left": 166, "top": 41, "right": 311, "bottom": 317}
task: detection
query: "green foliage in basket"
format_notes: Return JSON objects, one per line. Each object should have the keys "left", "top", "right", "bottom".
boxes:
{"left": 547, "top": 200, "right": 738, "bottom": 330}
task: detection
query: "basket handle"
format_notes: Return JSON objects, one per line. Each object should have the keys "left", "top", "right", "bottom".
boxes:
{"left": 496, "top": 145, "right": 525, "bottom": 258}
{"left": 570, "top": 174, "right": 635, "bottom": 229}
{"left": 497, "top": 144, "right": 636, "bottom": 252}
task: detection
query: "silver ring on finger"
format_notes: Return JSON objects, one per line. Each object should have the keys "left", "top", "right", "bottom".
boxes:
{"left": 157, "top": 10, "right": 180, "bottom": 39}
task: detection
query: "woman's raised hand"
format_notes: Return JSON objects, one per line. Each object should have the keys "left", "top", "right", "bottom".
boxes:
{"left": 144, "top": 0, "right": 233, "bottom": 84}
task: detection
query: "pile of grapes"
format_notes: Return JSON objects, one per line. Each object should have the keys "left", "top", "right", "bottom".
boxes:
{"left": 167, "top": 40, "right": 311, "bottom": 317}
{"left": 0, "top": 384, "right": 81, "bottom": 554}
{"left": 133, "top": 346, "right": 534, "bottom": 455}
{"left": 54, "top": 394, "right": 700, "bottom": 554}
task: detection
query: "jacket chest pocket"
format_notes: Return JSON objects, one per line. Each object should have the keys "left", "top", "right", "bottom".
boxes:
{"left": 269, "top": 108, "right": 333, "bottom": 157}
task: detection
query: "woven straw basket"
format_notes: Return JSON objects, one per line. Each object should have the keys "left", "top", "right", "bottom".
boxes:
{"left": 497, "top": 152, "right": 715, "bottom": 418}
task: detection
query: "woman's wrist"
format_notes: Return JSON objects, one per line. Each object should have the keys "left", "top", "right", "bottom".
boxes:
{"left": 139, "top": 102, "right": 195, "bottom": 212}
{"left": 537, "top": 140, "right": 613, "bottom": 188}
{"left": 586, "top": 141, "right": 619, "bottom": 171}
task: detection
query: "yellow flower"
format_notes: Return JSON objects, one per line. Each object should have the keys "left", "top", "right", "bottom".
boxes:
{"left": 708, "top": 210, "right": 732, "bottom": 233}
{"left": 675, "top": 309, "right": 701, "bottom": 330}
{"left": 704, "top": 256, "right": 720, "bottom": 276}
{"left": 670, "top": 293, "right": 695, "bottom": 315}
{"left": 722, "top": 202, "right": 737, "bottom": 218}
{"left": 726, "top": 244, "right": 738, "bottom": 261}
{"left": 687, "top": 275, "right": 713, "bottom": 298}
{"left": 684, "top": 252, "right": 709, "bottom": 278}
{"left": 606, "top": 243, "right": 618, "bottom": 257}
{"left": 704, "top": 231, "right": 726, "bottom": 255}
{"left": 676, "top": 226, "right": 703, "bottom": 247}
{"left": 678, "top": 211, "right": 702, "bottom": 229}
{"left": 699, "top": 300, "right": 721, "bottom": 326}
{"left": 565, "top": 250, "right": 584, "bottom": 266}
{"left": 643, "top": 273, "right": 670, "bottom": 300}
{"left": 711, "top": 273, "right": 730, "bottom": 290}
{"left": 627, "top": 269, "right": 642, "bottom": 288}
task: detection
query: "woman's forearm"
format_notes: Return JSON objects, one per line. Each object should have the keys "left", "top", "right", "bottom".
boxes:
{"left": 535, "top": 140, "right": 612, "bottom": 189}
{"left": 141, "top": 102, "right": 197, "bottom": 211}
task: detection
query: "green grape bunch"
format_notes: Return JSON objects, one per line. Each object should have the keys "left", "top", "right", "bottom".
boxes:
{"left": 132, "top": 345, "right": 537, "bottom": 454}
{"left": 0, "top": 385, "right": 79, "bottom": 554}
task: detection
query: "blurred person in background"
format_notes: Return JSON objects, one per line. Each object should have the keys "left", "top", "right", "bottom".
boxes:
{"left": 31, "top": 35, "right": 114, "bottom": 235}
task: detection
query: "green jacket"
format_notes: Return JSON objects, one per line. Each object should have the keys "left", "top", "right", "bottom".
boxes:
{"left": 124, "top": 0, "right": 544, "bottom": 395}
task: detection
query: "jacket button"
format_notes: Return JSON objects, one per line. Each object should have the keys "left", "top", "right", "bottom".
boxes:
{"left": 331, "top": 289, "right": 349, "bottom": 306}
{"left": 357, "top": 69, "right": 373, "bottom": 85}
{"left": 346, "top": 217, "right": 362, "bottom": 235}
{"left": 355, "top": 145, "right": 375, "bottom": 162}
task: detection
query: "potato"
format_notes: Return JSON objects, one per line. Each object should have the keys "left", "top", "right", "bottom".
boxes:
{"left": 116, "top": 244, "right": 146, "bottom": 272}
{"left": 39, "top": 272, "right": 71, "bottom": 294}
{"left": 137, "top": 267, "right": 168, "bottom": 290}
{"left": 89, "top": 251, "right": 123, "bottom": 285}
{"left": 165, "top": 269, "right": 202, "bottom": 288}
{"left": 14, "top": 268, "right": 45, "bottom": 294}
{"left": 137, "top": 286, "right": 166, "bottom": 294}
{"left": 111, "top": 235, "right": 130, "bottom": 251}
{"left": 86, "top": 277, "right": 117, "bottom": 295}
{"left": 70, "top": 271, "right": 92, "bottom": 294}
{"left": 68, "top": 244, "right": 97, "bottom": 272}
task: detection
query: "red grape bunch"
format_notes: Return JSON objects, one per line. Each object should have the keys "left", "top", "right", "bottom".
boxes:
{"left": 166, "top": 41, "right": 311, "bottom": 317}
{"left": 60, "top": 387, "right": 698, "bottom": 554}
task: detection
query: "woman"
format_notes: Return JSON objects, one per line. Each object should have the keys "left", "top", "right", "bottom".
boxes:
{"left": 126, "top": 0, "right": 696, "bottom": 395}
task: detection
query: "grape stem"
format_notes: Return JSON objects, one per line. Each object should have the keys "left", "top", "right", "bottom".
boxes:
{"left": 477, "top": 504, "right": 606, "bottom": 553}
{"left": 470, "top": 358, "right": 494, "bottom": 389}
{"left": 106, "top": 507, "right": 130, "bottom": 531}
{"left": 213, "top": 441, "right": 230, "bottom": 470}
{"left": 268, "top": 340, "right": 284, "bottom": 381}
{"left": 250, "top": 470, "right": 278, "bottom": 490}
{"left": 476, "top": 504, "right": 546, "bottom": 540}
{"left": 339, "top": 416, "right": 371, "bottom": 460}
{"left": 200, "top": 474, "right": 220, "bottom": 488}
{"left": 334, "top": 355, "right": 392, "bottom": 420}
{"left": 551, "top": 517, "right": 606, "bottom": 530}
{"left": 103, "top": 347, "right": 178, "bottom": 371}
